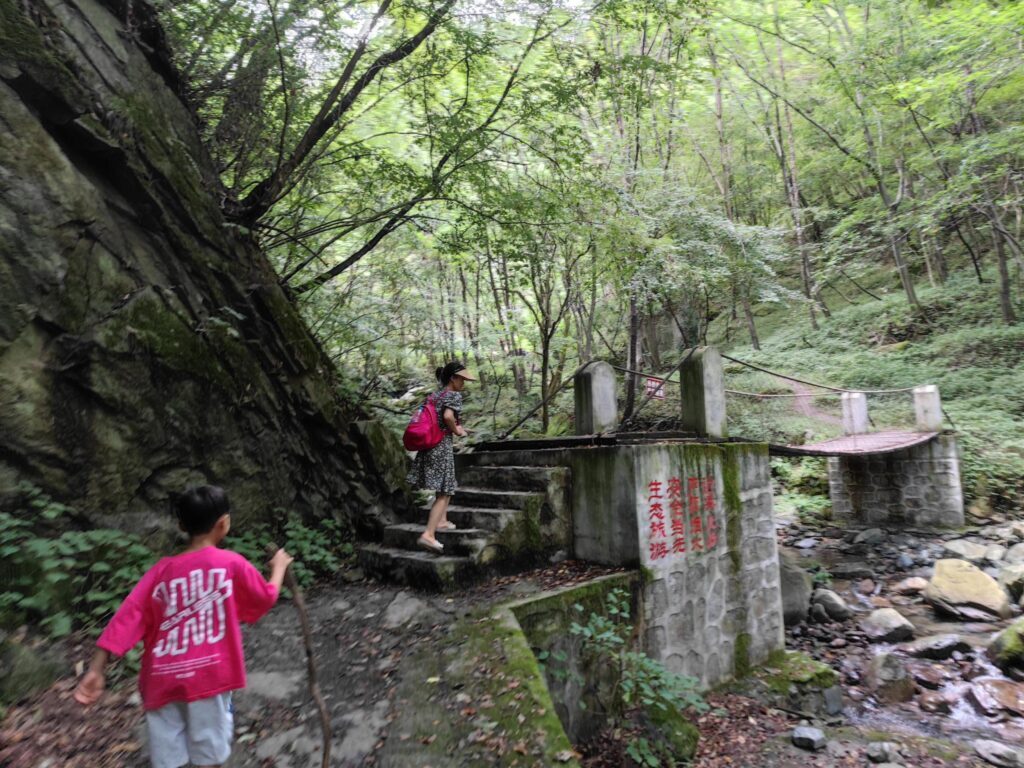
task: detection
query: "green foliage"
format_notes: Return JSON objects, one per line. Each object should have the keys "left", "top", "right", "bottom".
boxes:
{"left": 0, "top": 485, "right": 156, "bottom": 639}
{"left": 569, "top": 587, "right": 706, "bottom": 758}
{"left": 229, "top": 511, "right": 354, "bottom": 590}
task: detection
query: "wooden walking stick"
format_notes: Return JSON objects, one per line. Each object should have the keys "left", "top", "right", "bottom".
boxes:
{"left": 267, "top": 545, "right": 331, "bottom": 768}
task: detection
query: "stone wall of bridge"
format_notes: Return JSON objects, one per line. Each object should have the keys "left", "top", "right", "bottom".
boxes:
{"left": 827, "top": 434, "right": 964, "bottom": 528}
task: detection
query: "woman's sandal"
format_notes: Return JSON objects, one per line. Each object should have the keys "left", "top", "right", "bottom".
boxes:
{"left": 417, "top": 535, "right": 444, "bottom": 554}
{"left": 438, "top": 521, "right": 457, "bottom": 531}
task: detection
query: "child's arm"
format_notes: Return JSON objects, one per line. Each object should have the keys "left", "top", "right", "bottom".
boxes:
{"left": 235, "top": 548, "right": 293, "bottom": 623}
{"left": 268, "top": 547, "right": 294, "bottom": 591}
{"left": 74, "top": 647, "right": 110, "bottom": 706}
{"left": 74, "top": 566, "right": 154, "bottom": 706}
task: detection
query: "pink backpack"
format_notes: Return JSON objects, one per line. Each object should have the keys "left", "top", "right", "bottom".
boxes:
{"left": 403, "top": 394, "right": 446, "bottom": 451}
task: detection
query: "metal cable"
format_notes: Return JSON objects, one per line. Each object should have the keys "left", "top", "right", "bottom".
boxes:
{"left": 719, "top": 353, "right": 920, "bottom": 394}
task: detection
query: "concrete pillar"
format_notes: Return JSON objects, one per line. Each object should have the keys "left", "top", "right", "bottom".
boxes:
{"left": 574, "top": 361, "right": 618, "bottom": 434}
{"left": 679, "top": 346, "right": 727, "bottom": 438}
{"left": 841, "top": 392, "right": 869, "bottom": 435}
{"left": 914, "top": 385, "right": 943, "bottom": 432}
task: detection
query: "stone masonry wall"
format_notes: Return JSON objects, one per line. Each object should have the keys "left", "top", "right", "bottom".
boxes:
{"left": 827, "top": 434, "right": 963, "bottom": 528}
{"left": 633, "top": 442, "right": 783, "bottom": 688}
{"left": 459, "top": 440, "right": 785, "bottom": 689}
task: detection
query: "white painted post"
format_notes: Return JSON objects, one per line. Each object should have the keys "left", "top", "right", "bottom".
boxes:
{"left": 574, "top": 361, "right": 618, "bottom": 434}
{"left": 914, "top": 385, "right": 943, "bottom": 432}
{"left": 841, "top": 392, "right": 869, "bottom": 435}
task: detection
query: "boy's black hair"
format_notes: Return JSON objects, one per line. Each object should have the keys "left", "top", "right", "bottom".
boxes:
{"left": 175, "top": 485, "right": 230, "bottom": 537}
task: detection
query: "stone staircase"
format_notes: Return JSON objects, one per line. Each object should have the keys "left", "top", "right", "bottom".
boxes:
{"left": 357, "top": 460, "right": 571, "bottom": 590}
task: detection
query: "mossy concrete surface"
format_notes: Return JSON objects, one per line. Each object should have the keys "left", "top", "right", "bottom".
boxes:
{"left": 378, "top": 602, "right": 582, "bottom": 767}
{"left": 508, "top": 572, "right": 639, "bottom": 742}
{"left": 724, "top": 649, "right": 842, "bottom": 718}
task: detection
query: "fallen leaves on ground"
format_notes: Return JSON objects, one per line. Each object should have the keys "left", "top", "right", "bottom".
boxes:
{"left": 0, "top": 677, "right": 144, "bottom": 768}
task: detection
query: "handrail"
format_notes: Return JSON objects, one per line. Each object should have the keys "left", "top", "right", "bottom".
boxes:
{"left": 497, "top": 360, "right": 600, "bottom": 440}
{"left": 719, "top": 353, "right": 920, "bottom": 395}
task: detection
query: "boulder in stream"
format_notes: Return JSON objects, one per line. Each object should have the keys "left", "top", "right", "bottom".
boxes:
{"left": 924, "top": 559, "right": 1011, "bottom": 620}
{"left": 861, "top": 608, "right": 914, "bottom": 643}
{"left": 901, "top": 633, "right": 971, "bottom": 660}
{"left": 988, "top": 617, "right": 1024, "bottom": 677}
{"left": 811, "top": 588, "right": 852, "bottom": 621}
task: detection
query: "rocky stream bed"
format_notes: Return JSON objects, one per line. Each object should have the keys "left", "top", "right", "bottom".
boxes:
{"left": 775, "top": 509, "right": 1024, "bottom": 768}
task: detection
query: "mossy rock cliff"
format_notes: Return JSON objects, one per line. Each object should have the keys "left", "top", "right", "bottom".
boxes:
{"left": 0, "top": 0, "right": 405, "bottom": 536}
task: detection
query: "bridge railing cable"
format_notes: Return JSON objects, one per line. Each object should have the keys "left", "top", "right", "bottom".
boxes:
{"left": 719, "top": 353, "right": 920, "bottom": 395}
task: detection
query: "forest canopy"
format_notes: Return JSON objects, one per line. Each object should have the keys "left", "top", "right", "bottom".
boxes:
{"left": 157, "top": 0, "right": 1023, "bottom": 429}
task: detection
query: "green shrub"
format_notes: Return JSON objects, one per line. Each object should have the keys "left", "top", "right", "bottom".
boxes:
{"left": 570, "top": 588, "right": 706, "bottom": 765}
{"left": 0, "top": 485, "right": 156, "bottom": 639}
{"left": 229, "top": 511, "right": 354, "bottom": 590}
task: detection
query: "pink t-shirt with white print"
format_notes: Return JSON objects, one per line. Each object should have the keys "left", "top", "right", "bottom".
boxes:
{"left": 97, "top": 546, "right": 279, "bottom": 711}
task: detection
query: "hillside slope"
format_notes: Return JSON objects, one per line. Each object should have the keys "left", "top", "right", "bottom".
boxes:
{"left": 717, "top": 268, "right": 1024, "bottom": 516}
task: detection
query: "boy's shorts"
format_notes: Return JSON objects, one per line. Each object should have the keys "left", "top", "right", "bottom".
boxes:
{"left": 145, "top": 692, "right": 233, "bottom": 768}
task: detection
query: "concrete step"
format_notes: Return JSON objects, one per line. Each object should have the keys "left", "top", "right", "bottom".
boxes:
{"left": 458, "top": 465, "right": 561, "bottom": 493}
{"left": 454, "top": 488, "right": 542, "bottom": 510}
{"left": 441, "top": 506, "right": 519, "bottom": 533}
{"left": 356, "top": 543, "right": 478, "bottom": 591}
{"left": 382, "top": 523, "right": 488, "bottom": 557}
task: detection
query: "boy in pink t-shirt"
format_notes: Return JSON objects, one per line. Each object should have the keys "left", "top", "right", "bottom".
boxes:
{"left": 75, "top": 485, "right": 293, "bottom": 768}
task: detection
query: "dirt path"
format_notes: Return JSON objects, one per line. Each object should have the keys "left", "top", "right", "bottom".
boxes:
{"left": 787, "top": 380, "right": 842, "bottom": 426}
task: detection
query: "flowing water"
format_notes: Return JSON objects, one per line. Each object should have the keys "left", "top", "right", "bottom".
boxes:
{"left": 779, "top": 535, "right": 1023, "bottom": 751}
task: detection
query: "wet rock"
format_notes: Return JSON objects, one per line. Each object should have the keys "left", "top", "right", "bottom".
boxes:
{"left": 998, "top": 564, "right": 1024, "bottom": 602}
{"left": 918, "top": 690, "right": 952, "bottom": 713}
{"left": 1006, "top": 543, "right": 1024, "bottom": 566}
{"left": 973, "top": 739, "right": 1024, "bottom": 768}
{"left": 791, "top": 726, "right": 826, "bottom": 751}
{"left": 907, "top": 662, "right": 944, "bottom": 690}
{"left": 861, "top": 608, "right": 915, "bottom": 643}
{"left": 865, "top": 653, "right": 914, "bottom": 703}
{"left": 830, "top": 638, "right": 848, "bottom": 649}
{"left": 867, "top": 742, "right": 902, "bottom": 763}
{"left": 896, "top": 553, "right": 915, "bottom": 570}
{"left": 811, "top": 589, "right": 852, "bottom": 621}
{"left": 943, "top": 539, "right": 989, "bottom": 563}
{"left": 970, "top": 677, "right": 1024, "bottom": 717}
{"left": 831, "top": 562, "right": 875, "bottom": 580}
{"left": 780, "top": 551, "right": 813, "bottom": 626}
{"left": 892, "top": 576, "right": 928, "bottom": 595}
{"left": 795, "top": 537, "right": 818, "bottom": 549}
{"left": 924, "top": 559, "right": 1012, "bottom": 620}
{"left": 901, "top": 633, "right": 971, "bottom": 660}
{"left": 857, "top": 578, "right": 876, "bottom": 594}
{"left": 989, "top": 617, "right": 1024, "bottom": 675}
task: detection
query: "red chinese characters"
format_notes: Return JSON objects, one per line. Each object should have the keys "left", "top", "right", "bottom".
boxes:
{"left": 647, "top": 480, "right": 667, "bottom": 561}
{"left": 646, "top": 474, "right": 720, "bottom": 561}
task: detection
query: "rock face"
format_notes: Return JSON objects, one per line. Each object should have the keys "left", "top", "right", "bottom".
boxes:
{"left": 780, "top": 551, "right": 812, "bottom": 625}
{"left": 924, "top": 559, "right": 1012, "bottom": 621}
{"left": 0, "top": 0, "right": 406, "bottom": 535}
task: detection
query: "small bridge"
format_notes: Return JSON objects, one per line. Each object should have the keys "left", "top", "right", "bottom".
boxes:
{"left": 567, "top": 347, "right": 964, "bottom": 529}
{"left": 769, "top": 430, "right": 940, "bottom": 458}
